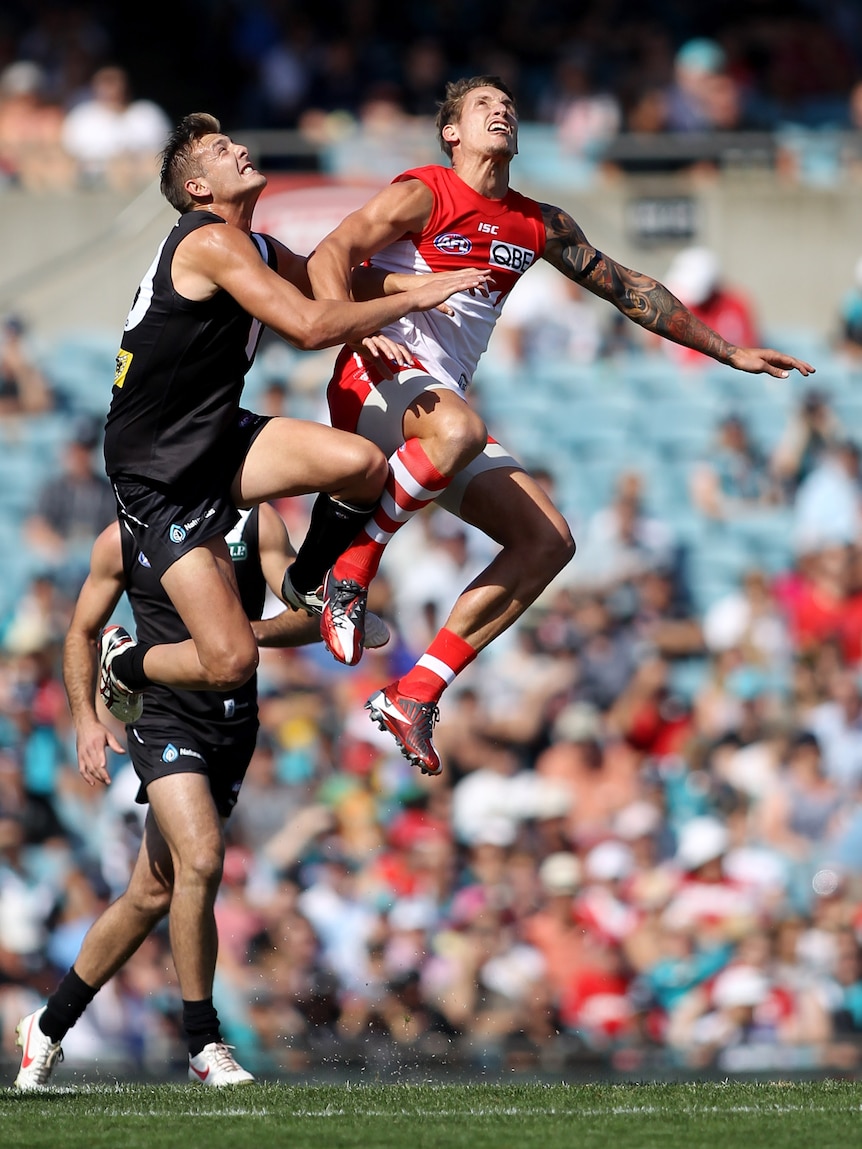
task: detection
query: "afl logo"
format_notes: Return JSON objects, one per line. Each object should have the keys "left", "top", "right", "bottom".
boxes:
{"left": 434, "top": 232, "right": 473, "bottom": 255}
{"left": 169, "top": 523, "right": 186, "bottom": 543}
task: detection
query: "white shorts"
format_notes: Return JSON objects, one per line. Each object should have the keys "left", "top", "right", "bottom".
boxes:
{"left": 328, "top": 353, "right": 520, "bottom": 516}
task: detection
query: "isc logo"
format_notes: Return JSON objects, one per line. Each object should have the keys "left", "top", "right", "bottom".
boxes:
{"left": 489, "top": 240, "right": 535, "bottom": 272}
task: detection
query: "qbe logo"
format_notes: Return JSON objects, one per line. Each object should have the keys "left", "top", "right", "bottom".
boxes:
{"left": 169, "top": 523, "right": 186, "bottom": 543}
{"left": 489, "top": 240, "right": 535, "bottom": 273}
{"left": 434, "top": 232, "right": 473, "bottom": 255}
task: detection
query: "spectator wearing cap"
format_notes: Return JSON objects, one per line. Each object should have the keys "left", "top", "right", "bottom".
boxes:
{"left": 0, "top": 60, "right": 71, "bottom": 191}
{"left": 702, "top": 568, "right": 791, "bottom": 669}
{"left": 534, "top": 699, "right": 644, "bottom": 845}
{"left": 575, "top": 840, "right": 640, "bottom": 947}
{"left": 523, "top": 852, "right": 588, "bottom": 1006}
{"left": 664, "top": 39, "right": 749, "bottom": 138}
{"left": 667, "top": 957, "right": 830, "bottom": 1070}
{"left": 660, "top": 246, "right": 759, "bottom": 370}
{"left": 662, "top": 816, "right": 759, "bottom": 944}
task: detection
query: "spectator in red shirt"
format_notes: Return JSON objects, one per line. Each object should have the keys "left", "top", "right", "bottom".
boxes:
{"left": 661, "top": 247, "right": 759, "bottom": 369}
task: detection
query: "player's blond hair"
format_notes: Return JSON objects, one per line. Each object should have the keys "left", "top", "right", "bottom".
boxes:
{"left": 435, "top": 76, "right": 516, "bottom": 160}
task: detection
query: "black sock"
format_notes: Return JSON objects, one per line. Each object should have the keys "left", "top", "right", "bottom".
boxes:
{"left": 41, "top": 967, "right": 97, "bottom": 1043}
{"left": 184, "top": 998, "right": 222, "bottom": 1057}
{"left": 111, "top": 641, "right": 152, "bottom": 692}
{"left": 286, "top": 492, "right": 375, "bottom": 593}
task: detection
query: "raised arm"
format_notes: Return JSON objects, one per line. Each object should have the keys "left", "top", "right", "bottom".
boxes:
{"left": 540, "top": 203, "right": 815, "bottom": 378}
{"left": 306, "top": 179, "right": 436, "bottom": 302}
{"left": 173, "top": 206, "right": 489, "bottom": 353}
{"left": 63, "top": 524, "right": 128, "bottom": 786}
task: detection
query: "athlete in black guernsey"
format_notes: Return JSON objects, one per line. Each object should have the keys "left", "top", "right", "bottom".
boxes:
{"left": 98, "top": 111, "right": 490, "bottom": 727}
{"left": 13, "top": 502, "right": 389, "bottom": 1089}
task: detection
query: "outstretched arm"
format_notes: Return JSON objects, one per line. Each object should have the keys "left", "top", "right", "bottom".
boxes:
{"left": 540, "top": 203, "right": 815, "bottom": 378}
{"left": 174, "top": 212, "right": 490, "bottom": 353}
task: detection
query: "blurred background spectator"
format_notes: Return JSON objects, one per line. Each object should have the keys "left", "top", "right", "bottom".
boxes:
{"left": 60, "top": 64, "right": 170, "bottom": 189}
{"left": 661, "top": 247, "right": 760, "bottom": 370}
{"left": 22, "top": 417, "right": 116, "bottom": 592}
{"left": 0, "top": 315, "right": 53, "bottom": 417}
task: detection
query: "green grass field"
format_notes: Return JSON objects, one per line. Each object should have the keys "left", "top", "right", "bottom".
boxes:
{"left": 1, "top": 1081, "right": 861, "bottom": 1149}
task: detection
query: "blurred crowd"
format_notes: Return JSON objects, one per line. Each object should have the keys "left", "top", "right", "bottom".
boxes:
{"left": 3, "top": 2, "right": 862, "bottom": 191}
{"left": 7, "top": 0, "right": 862, "bottom": 1085}
{"left": 5, "top": 318, "right": 862, "bottom": 1079}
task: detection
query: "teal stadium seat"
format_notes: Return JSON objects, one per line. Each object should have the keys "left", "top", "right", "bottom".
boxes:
{"left": 45, "top": 331, "right": 117, "bottom": 416}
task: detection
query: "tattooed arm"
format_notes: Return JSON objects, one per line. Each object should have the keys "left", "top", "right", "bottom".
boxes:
{"left": 540, "top": 203, "right": 815, "bottom": 378}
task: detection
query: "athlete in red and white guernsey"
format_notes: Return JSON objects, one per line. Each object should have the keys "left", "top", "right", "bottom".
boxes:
{"left": 307, "top": 75, "right": 815, "bottom": 776}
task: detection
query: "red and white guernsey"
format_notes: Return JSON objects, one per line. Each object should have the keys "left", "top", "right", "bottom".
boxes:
{"left": 368, "top": 164, "right": 546, "bottom": 391}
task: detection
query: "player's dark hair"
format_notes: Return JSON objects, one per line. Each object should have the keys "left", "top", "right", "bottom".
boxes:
{"left": 160, "top": 112, "right": 221, "bottom": 213}
{"left": 435, "top": 76, "right": 516, "bottom": 160}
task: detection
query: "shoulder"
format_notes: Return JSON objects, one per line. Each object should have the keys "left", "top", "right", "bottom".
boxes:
{"left": 392, "top": 164, "right": 447, "bottom": 188}
{"left": 89, "top": 521, "right": 125, "bottom": 580}
{"left": 178, "top": 216, "right": 261, "bottom": 260}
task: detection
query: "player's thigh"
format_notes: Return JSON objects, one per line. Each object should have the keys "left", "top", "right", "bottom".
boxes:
{"left": 354, "top": 373, "right": 468, "bottom": 452}
{"left": 146, "top": 770, "right": 224, "bottom": 868}
{"left": 457, "top": 462, "right": 572, "bottom": 549}
{"left": 160, "top": 536, "right": 256, "bottom": 663}
{"left": 231, "top": 416, "right": 384, "bottom": 505}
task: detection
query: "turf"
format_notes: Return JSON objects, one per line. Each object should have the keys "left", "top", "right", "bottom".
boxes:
{"left": 1, "top": 1080, "right": 860, "bottom": 1149}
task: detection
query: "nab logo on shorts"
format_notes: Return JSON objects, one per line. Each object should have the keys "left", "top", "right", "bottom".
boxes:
{"left": 169, "top": 524, "right": 186, "bottom": 543}
{"left": 434, "top": 232, "right": 473, "bottom": 255}
{"left": 489, "top": 240, "right": 535, "bottom": 273}
{"left": 162, "top": 743, "right": 179, "bottom": 763}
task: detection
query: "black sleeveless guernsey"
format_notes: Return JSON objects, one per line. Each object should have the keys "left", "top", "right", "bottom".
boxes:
{"left": 104, "top": 212, "right": 276, "bottom": 485}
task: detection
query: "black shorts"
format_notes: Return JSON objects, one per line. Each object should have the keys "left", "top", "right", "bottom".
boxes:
{"left": 127, "top": 721, "right": 259, "bottom": 817}
{"left": 111, "top": 409, "right": 270, "bottom": 580}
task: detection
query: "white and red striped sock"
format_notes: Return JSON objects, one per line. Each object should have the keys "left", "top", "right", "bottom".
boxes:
{"left": 398, "top": 628, "right": 478, "bottom": 703}
{"left": 332, "top": 438, "right": 451, "bottom": 586}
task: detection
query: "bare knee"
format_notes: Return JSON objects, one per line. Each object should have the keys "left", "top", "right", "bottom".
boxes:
{"left": 424, "top": 406, "right": 487, "bottom": 474}
{"left": 519, "top": 520, "right": 576, "bottom": 584}
{"left": 175, "top": 844, "right": 224, "bottom": 894}
{"left": 125, "top": 877, "right": 172, "bottom": 923}
{"left": 335, "top": 440, "right": 389, "bottom": 503}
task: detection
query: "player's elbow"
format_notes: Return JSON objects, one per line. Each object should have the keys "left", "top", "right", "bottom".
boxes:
{"left": 202, "top": 647, "right": 259, "bottom": 691}
{"left": 287, "top": 315, "right": 325, "bottom": 351}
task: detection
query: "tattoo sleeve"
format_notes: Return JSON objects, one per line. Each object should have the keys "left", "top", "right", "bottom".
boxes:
{"left": 540, "top": 203, "right": 737, "bottom": 364}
